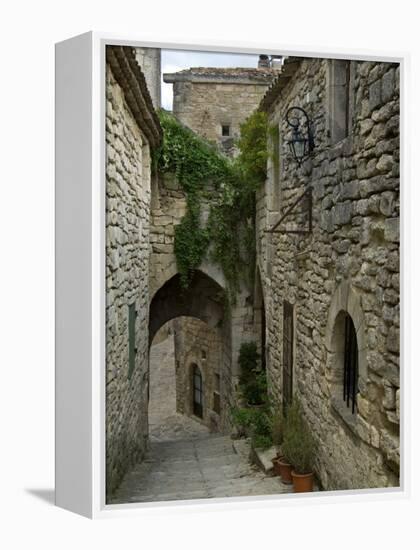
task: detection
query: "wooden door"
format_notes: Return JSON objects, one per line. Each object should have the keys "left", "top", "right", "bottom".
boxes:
{"left": 192, "top": 365, "right": 203, "bottom": 418}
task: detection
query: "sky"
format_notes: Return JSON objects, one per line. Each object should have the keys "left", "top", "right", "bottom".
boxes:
{"left": 161, "top": 49, "right": 260, "bottom": 110}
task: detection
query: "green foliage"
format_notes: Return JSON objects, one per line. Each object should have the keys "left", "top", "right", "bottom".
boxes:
{"left": 206, "top": 178, "right": 254, "bottom": 299}
{"left": 243, "top": 371, "right": 267, "bottom": 406}
{"left": 173, "top": 195, "right": 209, "bottom": 287}
{"left": 238, "top": 342, "right": 260, "bottom": 383}
{"left": 230, "top": 406, "right": 273, "bottom": 450}
{"left": 282, "top": 396, "right": 316, "bottom": 475}
{"left": 156, "top": 109, "right": 269, "bottom": 296}
{"left": 235, "top": 110, "right": 269, "bottom": 187}
{"left": 271, "top": 408, "right": 285, "bottom": 446}
{"left": 157, "top": 110, "right": 231, "bottom": 193}
{"left": 237, "top": 342, "right": 267, "bottom": 405}
{"left": 230, "top": 406, "right": 256, "bottom": 434}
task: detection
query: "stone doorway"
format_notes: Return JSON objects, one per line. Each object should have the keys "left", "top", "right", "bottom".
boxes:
{"left": 148, "top": 321, "right": 210, "bottom": 442}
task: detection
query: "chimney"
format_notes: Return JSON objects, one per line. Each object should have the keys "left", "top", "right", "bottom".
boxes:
{"left": 271, "top": 55, "right": 283, "bottom": 69}
{"left": 258, "top": 54, "right": 270, "bottom": 68}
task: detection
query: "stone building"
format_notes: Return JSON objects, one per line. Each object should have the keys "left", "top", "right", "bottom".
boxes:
{"left": 173, "top": 317, "right": 223, "bottom": 432}
{"left": 105, "top": 46, "right": 400, "bottom": 500}
{"left": 134, "top": 47, "right": 161, "bottom": 109}
{"left": 256, "top": 57, "right": 400, "bottom": 489}
{"left": 163, "top": 64, "right": 278, "bottom": 155}
{"left": 147, "top": 170, "right": 257, "bottom": 436}
{"left": 105, "top": 46, "right": 162, "bottom": 498}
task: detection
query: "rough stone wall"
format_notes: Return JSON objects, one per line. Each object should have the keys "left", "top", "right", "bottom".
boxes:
{"left": 105, "top": 66, "right": 152, "bottom": 498}
{"left": 164, "top": 73, "right": 275, "bottom": 155}
{"left": 173, "top": 317, "right": 224, "bottom": 432}
{"left": 257, "top": 58, "right": 400, "bottom": 490}
{"left": 149, "top": 173, "right": 188, "bottom": 298}
{"left": 134, "top": 47, "right": 161, "bottom": 109}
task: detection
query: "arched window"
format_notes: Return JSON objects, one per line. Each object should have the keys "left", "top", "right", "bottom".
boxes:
{"left": 342, "top": 313, "right": 358, "bottom": 413}
{"left": 325, "top": 280, "right": 367, "bottom": 424}
{"left": 192, "top": 364, "right": 203, "bottom": 418}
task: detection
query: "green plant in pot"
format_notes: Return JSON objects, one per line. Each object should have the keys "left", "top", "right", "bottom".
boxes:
{"left": 250, "top": 408, "right": 273, "bottom": 450}
{"left": 238, "top": 342, "right": 267, "bottom": 406}
{"left": 282, "top": 396, "right": 316, "bottom": 492}
{"left": 270, "top": 409, "right": 285, "bottom": 477}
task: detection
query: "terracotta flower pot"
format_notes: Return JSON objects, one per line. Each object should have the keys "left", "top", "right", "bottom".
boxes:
{"left": 271, "top": 457, "right": 283, "bottom": 477}
{"left": 277, "top": 458, "right": 293, "bottom": 484}
{"left": 291, "top": 471, "right": 314, "bottom": 493}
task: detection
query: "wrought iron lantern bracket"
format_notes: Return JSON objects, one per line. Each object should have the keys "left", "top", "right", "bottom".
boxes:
{"left": 285, "top": 106, "right": 315, "bottom": 165}
{"left": 265, "top": 186, "right": 313, "bottom": 234}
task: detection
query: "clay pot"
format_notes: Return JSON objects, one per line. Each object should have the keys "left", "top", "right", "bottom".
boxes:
{"left": 271, "top": 457, "right": 283, "bottom": 477}
{"left": 291, "top": 471, "right": 314, "bottom": 493}
{"left": 277, "top": 458, "right": 293, "bottom": 484}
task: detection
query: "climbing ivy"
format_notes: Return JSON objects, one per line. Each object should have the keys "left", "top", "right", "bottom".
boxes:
{"left": 156, "top": 109, "right": 268, "bottom": 298}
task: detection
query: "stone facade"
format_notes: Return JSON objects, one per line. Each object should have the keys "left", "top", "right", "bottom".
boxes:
{"left": 105, "top": 47, "right": 400, "bottom": 499}
{"left": 163, "top": 67, "right": 278, "bottom": 155}
{"left": 256, "top": 57, "right": 400, "bottom": 489}
{"left": 173, "top": 317, "right": 223, "bottom": 432}
{"left": 134, "top": 47, "right": 161, "bottom": 109}
{"left": 105, "top": 46, "right": 161, "bottom": 499}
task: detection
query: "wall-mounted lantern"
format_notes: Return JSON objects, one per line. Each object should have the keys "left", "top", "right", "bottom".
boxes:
{"left": 285, "top": 106, "right": 315, "bottom": 165}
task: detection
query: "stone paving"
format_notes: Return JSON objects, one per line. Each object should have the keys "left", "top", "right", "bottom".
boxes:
{"left": 110, "top": 333, "right": 292, "bottom": 504}
{"left": 110, "top": 433, "right": 291, "bottom": 503}
{"left": 148, "top": 332, "right": 210, "bottom": 442}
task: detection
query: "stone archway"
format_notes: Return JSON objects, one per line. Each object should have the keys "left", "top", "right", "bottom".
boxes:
{"left": 149, "top": 269, "right": 232, "bottom": 433}
{"left": 149, "top": 270, "right": 227, "bottom": 344}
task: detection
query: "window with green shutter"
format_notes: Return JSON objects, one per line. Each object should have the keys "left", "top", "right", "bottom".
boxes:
{"left": 128, "top": 302, "right": 137, "bottom": 379}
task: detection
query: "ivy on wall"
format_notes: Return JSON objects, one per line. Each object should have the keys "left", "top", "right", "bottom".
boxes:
{"left": 156, "top": 109, "right": 268, "bottom": 297}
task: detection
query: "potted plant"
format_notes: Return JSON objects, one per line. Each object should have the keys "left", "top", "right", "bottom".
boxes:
{"left": 271, "top": 409, "right": 285, "bottom": 477}
{"left": 249, "top": 407, "right": 273, "bottom": 450}
{"left": 282, "top": 397, "right": 316, "bottom": 492}
{"left": 238, "top": 342, "right": 266, "bottom": 407}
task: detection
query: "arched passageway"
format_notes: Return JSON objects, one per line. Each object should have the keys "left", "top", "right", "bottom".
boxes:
{"left": 149, "top": 270, "right": 227, "bottom": 344}
{"left": 148, "top": 270, "right": 233, "bottom": 437}
{"left": 148, "top": 320, "right": 211, "bottom": 442}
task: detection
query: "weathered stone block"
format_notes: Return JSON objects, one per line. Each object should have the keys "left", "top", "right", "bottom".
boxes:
{"left": 386, "top": 327, "right": 399, "bottom": 353}
{"left": 369, "top": 80, "right": 382, "bottom": 111}
{"left": 332, "top": 202, "right": 352, "bottom": 226}
{"left": 381, "top": 69, "right": 395, "bottom": 103}
{"left": 384, "top": 218, "right": 399, "bottom": 243}
{"left": 376, "top": 154, "right": 394, "bottom": 174}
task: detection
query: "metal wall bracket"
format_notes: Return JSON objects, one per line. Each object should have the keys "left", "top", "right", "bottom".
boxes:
{"left": 265, "top": 187, "right": 312, "bottom": 234}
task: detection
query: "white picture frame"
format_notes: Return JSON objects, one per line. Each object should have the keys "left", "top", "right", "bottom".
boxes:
{"left": 55, "top": 31, "right": 408, "bottom": 519}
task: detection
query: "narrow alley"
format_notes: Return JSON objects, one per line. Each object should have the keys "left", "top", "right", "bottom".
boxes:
{"left": 110, "top": 334, "right": 291, "bottom": 504}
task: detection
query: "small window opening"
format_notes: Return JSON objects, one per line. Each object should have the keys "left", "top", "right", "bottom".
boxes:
{"left": 192, "top": 364, "right": 203, "bottom": 418}
{"left": 128, "top": 302, "right": 137, "bottom": 379}
{"left": 343, "top": 313, "right": 359, "bottom": 414}
{"left": 221, "top": 124, "right": 230, "bottom": 137}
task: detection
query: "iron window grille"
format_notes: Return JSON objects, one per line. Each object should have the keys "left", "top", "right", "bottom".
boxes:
{"left": 343, "top": 313, "right": 358, "bottom": 414}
